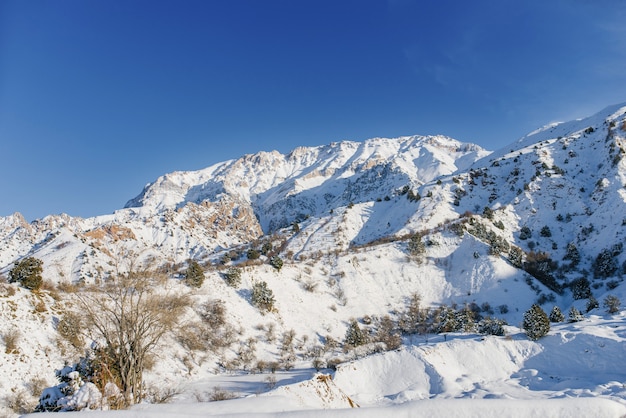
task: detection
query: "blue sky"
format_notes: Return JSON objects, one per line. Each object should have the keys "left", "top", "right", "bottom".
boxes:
{"left": 1, "top": 0, "right": 625, "bottom": 221}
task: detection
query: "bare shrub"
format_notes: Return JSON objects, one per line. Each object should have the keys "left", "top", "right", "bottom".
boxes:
{"left": 28, "top": 377, "right": 49, "bottom": 398}
{"left": 57, "top": 311, "right": 84, "bottom": 348}
{"left": 5, "top": 387, "right": 36, "bottom": 414}
{"left": 77, "top": 267, "right": 190, "bottom": 406}
{"left": 312, "top": 357, "right": 326, "bottom": 371}
{"left": 57, "top": 281, "right": 80, "bottom": 293}
{"left": 3, "top": 328, "right": 20, "bottom": 354}
{"left": 209, "top": 386, "right": 237, "bottom": 402}
{"left": 265, "top": 375, "right": 277, "bottom": 390}
{"left": 302, "top": 280, "right": 318, "bottom": 293}
{"left": 145, "top": 385, "right": 182, "bottom": 404}
{"left": 177, "top": 322, "right": 208, "bottom": 352}
{"left": 254, "top": 360, "right": 267, "bottom": 374}
{"left": 198, "top": 299, "right": 227, "bottom": 328}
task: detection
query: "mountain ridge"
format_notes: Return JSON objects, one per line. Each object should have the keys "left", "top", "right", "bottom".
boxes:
{"left": 2, "top": 103, "right": 626, "bottom": 416}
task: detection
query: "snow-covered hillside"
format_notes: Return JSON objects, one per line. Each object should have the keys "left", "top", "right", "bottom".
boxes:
{"left": 2, "top": 103, "right": 626, "bottom": 417}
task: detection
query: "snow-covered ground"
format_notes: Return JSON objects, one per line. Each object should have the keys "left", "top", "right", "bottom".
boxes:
{"left": 3, "top": 103, "right": 626, "bottom": 417}
{"left": 21, "top": 318, "right": 626, "bottom": 417}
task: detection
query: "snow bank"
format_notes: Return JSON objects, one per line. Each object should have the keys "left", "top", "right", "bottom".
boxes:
{"left": 21, "top": 397, "right": 626, "bottom": 418}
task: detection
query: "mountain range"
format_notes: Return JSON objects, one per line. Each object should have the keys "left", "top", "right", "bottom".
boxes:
{"left": 2, "top": 103, "right": 626, "bottom": 417}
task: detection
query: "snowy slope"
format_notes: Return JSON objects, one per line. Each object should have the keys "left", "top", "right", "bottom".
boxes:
{"left": 2, "top": 103, "right": 626, "bottom": 417}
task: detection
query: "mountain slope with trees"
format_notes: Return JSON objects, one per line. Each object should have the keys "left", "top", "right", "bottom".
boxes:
{"left": 0, "top": 103, "right": 626, "bottom": 416}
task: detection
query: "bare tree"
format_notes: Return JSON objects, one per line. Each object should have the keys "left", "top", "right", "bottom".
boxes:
{"left": 77, "top": 265, "right": 189, "bottom": 407}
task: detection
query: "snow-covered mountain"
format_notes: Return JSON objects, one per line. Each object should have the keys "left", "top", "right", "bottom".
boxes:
{"left": 0, "top": 134, "right": 489, "bottom": 283}
{"left": 2, "top": 103, "right": 626, "bottom": 417}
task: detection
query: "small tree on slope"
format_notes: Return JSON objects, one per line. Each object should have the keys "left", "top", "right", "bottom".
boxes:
{"left": 251, "top": 281, "right": 275, "bottom": 312}
{"left": 77, "top": 268, "right": 190, "bottom": 406}
{"left": 9, "top": 256, "right": 43, "bottom": 290}
{"left": 523, "top": 304, "right": 550, "bottom": 341}
{"left": 549, "top": 306, "right": 565, "bottom": 323}
{"left": 184, "top": 259, "right": 205, "bottom": 288}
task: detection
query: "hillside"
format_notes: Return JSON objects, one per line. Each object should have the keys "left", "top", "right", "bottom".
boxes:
{"left": 1, "top": 103, "right": 626, "bottom": 416}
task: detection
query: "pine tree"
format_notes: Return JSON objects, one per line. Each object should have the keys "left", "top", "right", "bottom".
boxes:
{"left": 269, "top": 256, "right": 283, "bottom": 271}
{"left": 407, "top": 234, "right": 425, "bottom": 263}
{"left": 508, "top": 246, "right": 524, "bottom": 268}
{"left": 548, "top": 306, "right": 564, "bottom": 323}
{"left": 9, "top": 256, "right": 43, "bottom": 290}
{"left": 344, "top": 319, "right": 367, "bottom": 347}
{"left": 184, "top": 259, "right": 205, "bottom": 288}
{"left": 568, "top": 306, "right": 583, "bottom": 322}
{"left": 478, "top": 317, "right": 507, "bottom": 336}
{"left": 223, "top": 266, "right": 242, "bottom": 288}
{"left": 522, "top": 304, "right": 550, "bottom": 341}
{"left": 585, "top": 296, "right": 599, "bottom": 313}
{"left": 251, "top": 281, "right": 275, "bottom": 312}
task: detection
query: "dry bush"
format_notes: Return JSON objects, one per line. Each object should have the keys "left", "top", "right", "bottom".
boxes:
{"left": 177, "top": 322, "right": 208, "bottom": 352}
{"left": 3, "top": 328, "right": 20, "bottom": 354}
{"left": 28, "top": 377, "right": 49, "bottom": 398}
{"left": 301, "top": 280, "right": 318, "bottom": 293}
{"left": 57, "top": 311, "right": 84, "bottom": 349}
{"left": 8, "top": 285, "right": 16, "bottom": 297}
{"left": 198, "top": 299, "right": 226, "bottom": 328}
{"left": 5, "top": 387, "right": 36, "bottom": 414}
{"left": 57, "top": 281, "right": 80, "bottom": 293}
{"left": 253, "top": 360, "right": 267, "bottom": 374}
{"left": 209, "top": 386, "right": 237, "bottom": 402}
{"left": 145, "top": 385, "right": 182, "bottom": 404}
{"left": 34, "top": 299, "right": 47, "bottom": 313}
{"left": 265, "top": 375, "right": 277, "bottom": 390}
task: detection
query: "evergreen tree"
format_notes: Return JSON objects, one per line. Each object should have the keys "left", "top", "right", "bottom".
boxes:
{"left": 508, "top": 246, "right": 524, "bottom": 268}
{"left": 570, "top": 277, "right": 591, "bottom": 300}
{"left": 247, "top": 249, "right": 261, "bottom": 260}
{"left": 478, "top": 317, "right": 507, "bottom": 336}
{"left": 585, "top": 296, "right": 599, "bottom": 313}
{"left": 436, "top": 305, "right": 460, "bottom": 333}
{"left": 344, "top": 319, "right": 367, "bottom": 347}
{"left": 456, "top": 304, "right": 477, "bottom": 333}
{"left": 223, "top": 266, "right": 242, "bottom": 288}
{"left": 398, "top": 293, "right": 422, "bottom": 334}
{"left": 540, "top": 226, "right": 552, "bottom": 237}
{"left": 522, "top": 304, "right": 550, "bottom": 341}
{"left": 269, "top": 256, "right": 283, "bottom": 271}
{"left": 407, "top": 233, "right": 426, "bottom": 262}
{"left": 184, "top": 259, "right": 205, "bottom": 288}
{"left": 251, "top": 281, "right": 275, "bottom": 312}
{"left": 568, "top": 306, "right": 584, "bottom": 322}
{"left": 593, "top": 247, "right": 619, "bottom": 278}
{"left": 548, "top": 306, "right": 565, "bottom": 323}
{"left": 9, "top": 256, "right": 43, "bottom": 290}
{"left": 563, "top": 242, "right": 581, "bottom": 268}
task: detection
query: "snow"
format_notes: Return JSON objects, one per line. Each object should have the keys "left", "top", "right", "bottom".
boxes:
{"left": 3, "top": 103, "right": 626, "bottom": 417}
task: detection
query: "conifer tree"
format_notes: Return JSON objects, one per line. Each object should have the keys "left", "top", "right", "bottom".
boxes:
{"left": 251, "top": 281, "right": 275, "bottom": 312}
{"left": 568, "top": 306, "right": 583, "bottom": 322}
{"left": 184, "top": 259, "right": 205, "bottom": 288}
{"left": 548, "top": 306, "right": 564, "bottom": 323}
{"left": 522, "top": 304, "right": 550, "bottom": 341}
{"left": 344, "top": 319, "right": 367, "bottom": 347}
{"left": 9, "top": 256, "right": 43, "bottom": 291}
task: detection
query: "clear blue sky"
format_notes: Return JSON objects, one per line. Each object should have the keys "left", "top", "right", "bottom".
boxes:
{"left": 1, "top": 0, "right": 625, "bottom": 221}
